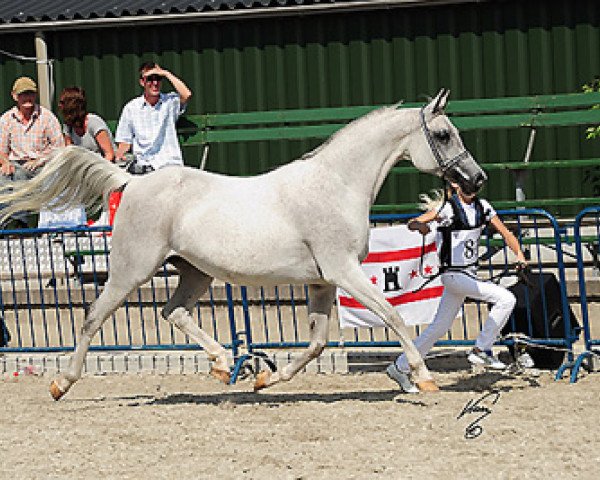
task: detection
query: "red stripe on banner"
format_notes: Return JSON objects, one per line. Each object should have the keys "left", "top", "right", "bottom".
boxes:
{"left": 363, "top": 242, "right": 437, "bottom": 263}
{"left": 339, "top": 286, "right": 444, "bottom": 309}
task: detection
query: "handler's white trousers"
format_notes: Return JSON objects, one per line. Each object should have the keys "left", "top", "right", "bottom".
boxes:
{"left": 395, "top": 271, "right": 516, "bottom": 373}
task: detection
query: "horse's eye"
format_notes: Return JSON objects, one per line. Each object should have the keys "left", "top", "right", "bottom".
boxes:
{"left": 435, "top": 129, "right": 450, "bottom": 143}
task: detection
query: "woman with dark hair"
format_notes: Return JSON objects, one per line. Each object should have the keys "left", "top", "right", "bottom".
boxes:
{"left": 39, "top": 87, "right": 116, "bottom": 228}
{"left": 58, "top": 86, "right": 115, "bottom": 161}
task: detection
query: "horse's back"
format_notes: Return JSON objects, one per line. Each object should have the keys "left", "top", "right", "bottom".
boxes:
{"left": 115, "top": 165, "right": 324, "bottom": 285}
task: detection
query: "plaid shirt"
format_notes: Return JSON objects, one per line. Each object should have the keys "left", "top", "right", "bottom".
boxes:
{"left": 0, "top": 105, "right": 64, "bottom": 162}
{"left": 115, "top": 92, "right": 185, "bottom": 170}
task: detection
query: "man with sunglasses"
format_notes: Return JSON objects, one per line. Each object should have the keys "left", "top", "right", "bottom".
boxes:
{"left": 114, "top": 62, "right": 192, "bottom": 174}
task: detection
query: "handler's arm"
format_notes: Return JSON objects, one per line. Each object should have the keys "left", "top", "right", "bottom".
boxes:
{"left": 489, "top": 215, "right": 527, "bottom": 264}
{"left": 408, "top": 209, "right": 439, "bottom": 235}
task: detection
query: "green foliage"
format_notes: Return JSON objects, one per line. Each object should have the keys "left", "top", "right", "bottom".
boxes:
{"left": 583, "top": 77, "right": 600, "bottom": 139}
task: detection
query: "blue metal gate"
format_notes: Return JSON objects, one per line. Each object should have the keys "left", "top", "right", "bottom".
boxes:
{"left": 0, "top": 226, "right": 241, "bottom": 358}
{"left": 231, "top": 209, "right": 581, "bottom": 380}
{"left": 562, "top": 206, "right": 600, "bottom": 381}
{"left": 0, "top": 209, "right": 586, "bottom": 383}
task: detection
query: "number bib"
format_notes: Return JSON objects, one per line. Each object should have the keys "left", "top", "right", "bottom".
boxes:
{"left": 448, "top": 228, "right": 482, "bottom": 268}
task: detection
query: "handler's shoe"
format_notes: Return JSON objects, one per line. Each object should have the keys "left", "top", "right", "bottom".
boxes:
{"left": 386, "top": 363, "right": 419, "bottom": 394}
{"left": 467, "top": 349, "right": 506, "bottom": 370}
{"left": 516, "top": 351, "right": 535, "bottom": 369}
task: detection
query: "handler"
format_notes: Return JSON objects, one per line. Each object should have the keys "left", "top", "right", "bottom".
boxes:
{"left": 387, "top": 183, "right": 533, "bottom": 393}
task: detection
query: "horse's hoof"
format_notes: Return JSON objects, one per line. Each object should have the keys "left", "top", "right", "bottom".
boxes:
{"left": 49, "top": 380, "right": 66, "bottom": 401}
{"left": 416, "top": 380, "right": 440, "bottom": 392}
{"left": 253, "top": 370, "right": 271, "bottom": 392}
{"left": 209, "top": 367, "right": 231, "bottom": 385}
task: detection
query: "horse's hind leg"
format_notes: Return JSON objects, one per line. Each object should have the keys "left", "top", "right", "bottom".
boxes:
{"left": 254, "top": 284, "right": 336, "bottom": 390}
{"left": 50, "top": 235, "right": 169, "bottom": 400}
{"left": 50, "top": 280, "right": 139, "bottom": 400}
{"left": 162, "top": 256, "right": 230, "bottom": 383}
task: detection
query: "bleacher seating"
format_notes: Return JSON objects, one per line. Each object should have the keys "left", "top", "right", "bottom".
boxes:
{"left": 0, "top": 233, "right": 111, "bottom": 282}
{"left": 170, "top": 91, "right": 600, "bottom": 215}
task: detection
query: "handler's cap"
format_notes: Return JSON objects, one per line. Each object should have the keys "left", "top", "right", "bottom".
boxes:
{"left": 12, "top": 76, "right": 37, "bottom": 95}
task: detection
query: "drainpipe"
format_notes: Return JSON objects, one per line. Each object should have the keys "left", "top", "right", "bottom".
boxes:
{"left": 34, "top": 31, "right": 51, "bottom": 109}
{"left": 515, "top": 127, "right": 536, "bottom": 204}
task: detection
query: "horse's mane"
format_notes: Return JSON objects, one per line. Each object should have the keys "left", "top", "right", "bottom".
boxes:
{"left": 299, "top": 103, "right": 404, "bottom": 162}
{"left": 418, "top": 189, "right": 446, "bottom": 211}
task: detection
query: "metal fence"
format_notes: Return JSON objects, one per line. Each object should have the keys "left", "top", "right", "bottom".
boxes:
{"left": 561, "top": 206, "right": 600, "bottom": 381}
{"left": 0, "top": 226, "right": 241, "bottom": 357}
{"left": 0, "top": 209, "right": 592, "bottom": 382}
{"left": 233, "top": 209, "right": 581, "bottom": 379}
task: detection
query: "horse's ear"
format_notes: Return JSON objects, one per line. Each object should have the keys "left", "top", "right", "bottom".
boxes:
{"left": 428, "top": 88, "right": 451, "bottom": 114}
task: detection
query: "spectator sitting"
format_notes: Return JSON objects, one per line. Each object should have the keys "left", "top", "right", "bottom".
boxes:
{"left": 58, "top": 86, "right": 115, "bottom": 161}
{"left": 38, "top": 86, "right": 118, "bottom": 229}
{"left": 114, "top": 61, "right": 192, "bottom": 174}
{"left": 0, "top": 76, "right": 64, "bottom": 228}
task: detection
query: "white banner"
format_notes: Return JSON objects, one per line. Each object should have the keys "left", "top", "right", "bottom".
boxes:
{"left": 38, "top": 205, "right": 87, "bottom": 228}
{"left": 337, "top": 225, "right": 443, "bottom": 328}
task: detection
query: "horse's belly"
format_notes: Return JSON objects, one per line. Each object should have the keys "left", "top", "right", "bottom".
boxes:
{"left": 213, "top": 270, "right": 327, "bottom": 287}
{"left": 195, "top": 264, "right": 325, "bottom": 287}
{"left": 173, "top": 203, "right": 327, "bottom": 285}
{"left": 180, "top": 246, "right": 324, "bottom": 287}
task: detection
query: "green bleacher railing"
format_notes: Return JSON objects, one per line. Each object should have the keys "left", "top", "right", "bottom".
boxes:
{"left": 110, "top": 91, "right": 600, "bottom": 213}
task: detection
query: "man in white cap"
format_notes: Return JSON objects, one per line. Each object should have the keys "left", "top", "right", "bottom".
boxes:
{"left": 0, "top": 76, "right": 64, "bottom": 227}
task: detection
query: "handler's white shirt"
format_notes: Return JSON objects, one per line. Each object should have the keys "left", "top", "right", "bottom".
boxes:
{"left": 437, "top": 197, "right": 496, "bottom": 272}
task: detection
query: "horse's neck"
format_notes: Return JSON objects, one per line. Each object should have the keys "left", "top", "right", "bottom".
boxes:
{"left": 316, "top": 110, "right": 413, "bottom": 205}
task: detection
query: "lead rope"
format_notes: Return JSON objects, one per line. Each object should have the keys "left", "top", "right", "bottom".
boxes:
{"left": 412, "top": 182, "right": 531, "bottom": 293}
{"left": 408, "top": 235, "right": 443, "bottom": 294}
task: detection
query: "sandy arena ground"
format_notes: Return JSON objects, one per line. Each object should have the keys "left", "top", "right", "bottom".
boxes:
{"left": 1, "top": 367, "right": 599, "bottom": 480}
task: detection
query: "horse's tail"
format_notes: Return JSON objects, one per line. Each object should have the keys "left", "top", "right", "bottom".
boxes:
{"left": 0, "top": 145, "right": 131, "bottom": 225}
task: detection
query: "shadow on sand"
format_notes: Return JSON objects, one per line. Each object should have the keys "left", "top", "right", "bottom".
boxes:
{"left": 442, "top": 370, "right": 543, "bottom": 393}
{"left": 141, "top": 388, "right": 429, "bottom": 407}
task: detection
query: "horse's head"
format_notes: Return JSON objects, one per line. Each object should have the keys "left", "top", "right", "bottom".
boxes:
{"left": 406, "top": 89, "right": 486, "bottom": 195}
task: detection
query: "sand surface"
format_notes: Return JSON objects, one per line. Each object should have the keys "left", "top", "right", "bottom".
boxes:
{"left": 1, "top": 368, "right": 599, "bottom": 479}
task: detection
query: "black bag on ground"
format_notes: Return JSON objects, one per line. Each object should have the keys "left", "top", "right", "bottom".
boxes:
{"left": 0, "top": 316, "right": 10, "bottom": 347}
{"left": 502, "top": 272, "right": 579, "bottom": 369}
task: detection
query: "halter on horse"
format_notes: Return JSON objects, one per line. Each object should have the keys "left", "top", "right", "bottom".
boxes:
{"left": 419, "top": 88, "right": 486, "bottom": 195}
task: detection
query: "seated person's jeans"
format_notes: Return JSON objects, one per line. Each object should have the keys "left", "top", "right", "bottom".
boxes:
{"left": 0, "top": 161, "right": 39, "bottom": 227}
{"left": 125, "top": 159, "right": 155, "bottom": 175}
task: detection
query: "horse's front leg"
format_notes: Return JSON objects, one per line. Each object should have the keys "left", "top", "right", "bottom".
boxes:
{"left": 163, "top": 307, "right": 231, "bottom": 382}
{"left": 334, "top": 264, "right": 438, "bottom": 392}
{"left": 254, "top": 284, "right": 336, "bottom": 391}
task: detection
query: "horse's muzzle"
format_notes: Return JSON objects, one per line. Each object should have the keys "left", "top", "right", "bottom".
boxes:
{"left": 445, "top": 164, "right": 487, "bottom": 195}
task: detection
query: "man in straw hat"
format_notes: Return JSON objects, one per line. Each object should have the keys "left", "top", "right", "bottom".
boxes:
{"left": 0, "top": 76, "right": 64, "bottom": 227}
